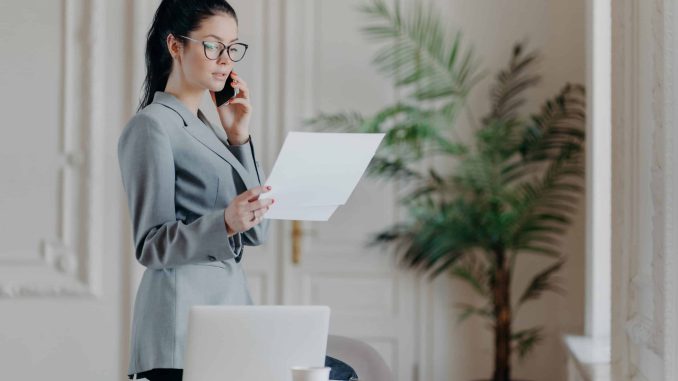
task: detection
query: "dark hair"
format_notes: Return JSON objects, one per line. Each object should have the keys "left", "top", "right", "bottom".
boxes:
{"left": 137, "top": 0, "right": 238, "bottom": 112}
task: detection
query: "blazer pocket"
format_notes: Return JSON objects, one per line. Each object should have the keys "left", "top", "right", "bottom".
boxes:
{"left": 194, "top": 262, "right": 227, "bottom": 269}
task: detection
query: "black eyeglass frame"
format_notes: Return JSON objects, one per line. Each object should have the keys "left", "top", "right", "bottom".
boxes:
{"left": 177, "top": 34, "right": 249, "bottom": 62}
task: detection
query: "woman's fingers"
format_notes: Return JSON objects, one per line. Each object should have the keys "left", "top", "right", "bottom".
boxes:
{"left": 246, "top": 198, "right": 274, "bottom": 212}
{"left": 226, "top": 98, "right": 251, "bottom": 112}
{"left": 225, "top": 185, "right": 273, "bottom": 230}
{"left": 226, "top": 187, "right": 270, "bottom": 232}
{"left": 230, "top": 72, "right": 249, "bottom": 99}
{"left": 240, "top": 185, "right": 271, "bottom": 202}
{"left": 243, "top": 206, "right": 266, "bottom": 226}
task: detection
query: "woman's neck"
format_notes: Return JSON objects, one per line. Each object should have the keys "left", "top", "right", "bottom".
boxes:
{"left": 164, "top": 70, "right": 203, "bottom": 116}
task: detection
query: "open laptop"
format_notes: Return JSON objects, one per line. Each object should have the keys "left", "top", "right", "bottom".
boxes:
{"left": 183, "top": 305, "right": 331, "bottom": 381}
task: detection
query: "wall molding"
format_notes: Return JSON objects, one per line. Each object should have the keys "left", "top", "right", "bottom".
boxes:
{"left": 0, "top": 0, "right": 106, "bottom": 298}
{"left": 611, "top": 0, "right": 678, "bottom": 379}
{"left": 660, "top": 0, "right": 677, "bottom": 376}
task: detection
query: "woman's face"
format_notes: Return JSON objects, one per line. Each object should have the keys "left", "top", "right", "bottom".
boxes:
{"left": 170, "top": 12, "right": 239, "bottom": 92}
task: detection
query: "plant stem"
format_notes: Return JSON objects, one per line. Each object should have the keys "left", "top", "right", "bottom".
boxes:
{"left": 493, "top": 247, "right": 512, "bottom": 381}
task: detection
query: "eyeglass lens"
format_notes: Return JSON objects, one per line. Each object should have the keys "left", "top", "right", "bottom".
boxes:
{"left": 203, "top": 41, "right": 247, "bottom": 61}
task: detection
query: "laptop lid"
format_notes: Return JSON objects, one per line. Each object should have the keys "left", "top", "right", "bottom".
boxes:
{"left": 183, "top": 305, "right": 330, "bottom": 381}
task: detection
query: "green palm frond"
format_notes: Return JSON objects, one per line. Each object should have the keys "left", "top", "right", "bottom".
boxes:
{"left": 456, "top": 302, "right": 493, "bottom": 323}
{"left": 365, "top": 221, "right": 413, "bottom": 248}
{"left": 366, "top": 155, "right": 424, "bottom": 182}
{"left": 499, "top": 83, "right": 585, "bottom": 187}
{"left": 381, "top": 122, "right": 437, "bottom": 160}
{"left": 508, "top": 151, "right": 584, "bottom": 254}
{"left": 304, "top": 102, "right": 468, "bottom": 171}
{"left": 483, "top": 43, "right": 542, "bottom": 124}
{"left": 499, "top": 86, "right": 585, "bottom": 257}
{"left": 399, "top": 215, "right": 467, "bottom": 276}
{"left": 366, "top": 103, "right": 468, "bottom": 160}
{"left": 367, "top": 199, "right": 482, "bottom": 278}
{"left": 366, "top": 102, "right": 420, "bottom": 133}
{"left": 356, "top": 0, "right": 484, "bottom": 102}
{"left": 518, "top": 84, "right": 586, "bottom": 162}
{"left": 511, "top": 326, "right": 544, "bottom": 359}
{"left": 449, "top": 254, "right": 491, "bottom": 297}
{"left": 303, "top": 110, "right": 367, "bottom": 133}
{"left": 517, "top": 259, "right": 566, "bottom": 308}
{"left": 396, "top": 168, "right": 455, "bottom": 207}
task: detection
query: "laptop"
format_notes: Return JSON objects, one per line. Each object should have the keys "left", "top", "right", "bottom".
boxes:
{"left": 183, "top": 305, "right": 331, "bottom": 381}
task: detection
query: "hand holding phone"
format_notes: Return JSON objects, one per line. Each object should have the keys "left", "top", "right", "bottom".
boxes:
{"left": 214, "top": 70, "right": 239, "bottom": 107}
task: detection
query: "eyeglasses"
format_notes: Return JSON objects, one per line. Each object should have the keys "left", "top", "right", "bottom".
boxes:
{"left": 177, "top": 35, "right": 248, "bottom": 62}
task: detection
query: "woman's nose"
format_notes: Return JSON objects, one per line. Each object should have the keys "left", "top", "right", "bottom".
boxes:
{"left": 217, "top": 51, "right": 232, "bottom": 65}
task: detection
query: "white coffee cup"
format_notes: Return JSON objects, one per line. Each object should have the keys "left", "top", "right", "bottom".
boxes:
{"left": 290, "top": 366, "right": 331, "bottom": 381}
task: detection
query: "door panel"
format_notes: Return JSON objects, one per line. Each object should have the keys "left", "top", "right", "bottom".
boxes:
{"left": 278, "top": 1, "right": 419, "bottom": 380}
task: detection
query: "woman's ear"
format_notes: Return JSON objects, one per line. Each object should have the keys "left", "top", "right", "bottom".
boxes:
{"left": 166, "top": 34, "right": 182, "bottom": 60}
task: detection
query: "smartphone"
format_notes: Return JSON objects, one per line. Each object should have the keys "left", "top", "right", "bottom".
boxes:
{"left": 214, "top": 70, "right": 239, "bottom": 107}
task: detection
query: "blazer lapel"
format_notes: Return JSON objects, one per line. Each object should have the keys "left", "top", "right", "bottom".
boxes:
{"left": 152, "top": 91, "right": 259, "bottom": 190}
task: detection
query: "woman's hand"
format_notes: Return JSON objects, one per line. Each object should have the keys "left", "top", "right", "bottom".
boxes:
{"left": 224, "top": 185, "right": 274, "bottom": 236}
{"left": 210, "top": 70, "right": 252, "bottom": 145}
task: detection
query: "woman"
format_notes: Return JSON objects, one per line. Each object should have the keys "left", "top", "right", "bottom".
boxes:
{"left": 118, "top": 1, "right": 358, "bottom": 380}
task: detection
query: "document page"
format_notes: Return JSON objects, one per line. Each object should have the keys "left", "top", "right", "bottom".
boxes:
{"left": 258, "top": 131, "right": 385, "bottom": 221}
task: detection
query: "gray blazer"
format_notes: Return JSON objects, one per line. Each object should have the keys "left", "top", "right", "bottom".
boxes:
{"left": 117, "top": 90, "right": 270, "bottom": 377}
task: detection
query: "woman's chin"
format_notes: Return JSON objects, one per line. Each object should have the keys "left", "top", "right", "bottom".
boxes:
{"left": 212, "top": 80, "right": 226, "bottom": 91}
{"left": 207, "top": 80, "right": 226, "bottom": 92}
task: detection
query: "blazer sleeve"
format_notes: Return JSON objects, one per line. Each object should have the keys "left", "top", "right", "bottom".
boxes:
{"left": 225, "top": 134, "right": 270, "bottom": 246}
{"left": 118, "top": 114, "right": 241, "bottom": 269}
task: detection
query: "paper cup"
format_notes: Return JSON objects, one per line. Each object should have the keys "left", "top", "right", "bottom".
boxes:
{"left": 291, "top": 366, "right": 331, "bottom": 381}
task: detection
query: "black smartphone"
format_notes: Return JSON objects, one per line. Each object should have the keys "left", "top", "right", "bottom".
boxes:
{"left": 214, "top": 70, "right": 238, "bottom": 107}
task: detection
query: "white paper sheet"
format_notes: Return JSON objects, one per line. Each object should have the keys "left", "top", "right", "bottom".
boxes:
{"left": 264, "top": 204, "right": 339, "bottom": 221}
{"left": 259, "top": 131, "right": 385, "bottom": 221}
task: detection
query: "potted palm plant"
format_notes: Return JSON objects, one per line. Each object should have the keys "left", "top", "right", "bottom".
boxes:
{"left": 304, "top": 1, "right": 586, "bottom": 381}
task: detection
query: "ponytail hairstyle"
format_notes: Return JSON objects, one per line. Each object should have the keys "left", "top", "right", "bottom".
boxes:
{"left": 137, "top": 0, "right": 238, "bottom": 112}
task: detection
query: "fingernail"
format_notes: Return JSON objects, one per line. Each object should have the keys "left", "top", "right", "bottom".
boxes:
{"left": 267, "top": 186, "right": 272, "bottom": 190}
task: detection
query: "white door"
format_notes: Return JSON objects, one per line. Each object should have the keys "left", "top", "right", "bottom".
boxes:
{"left": 278, "top": 1, "right": 419, "bottom": 380}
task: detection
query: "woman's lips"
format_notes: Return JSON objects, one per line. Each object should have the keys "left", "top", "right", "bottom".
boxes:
{"left": 212, "top": 73, "right": 227, "bottom": 80}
